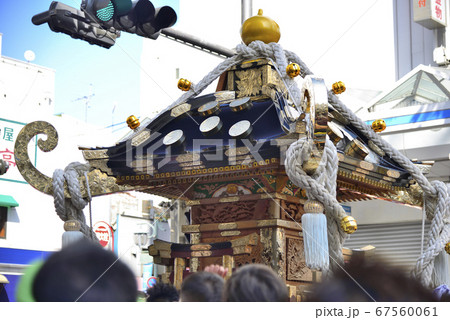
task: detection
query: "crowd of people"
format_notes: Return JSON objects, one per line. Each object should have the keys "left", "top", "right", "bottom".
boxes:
{"left": 14, "top": 239, "right": 449, "bottom": 302}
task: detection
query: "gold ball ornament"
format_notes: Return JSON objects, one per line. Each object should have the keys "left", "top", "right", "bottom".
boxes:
{"left": 340, "top": 216, "right": 357, "bottom": 234}
{"left": 241, "top": 9, "right": 281, "bottom": 45}
{"left": 332, "top": 81, "right": 346, "bottom": 94}
{"left": 177, "top": 78, "right": 192, "bottom": 91}
{"left": 126, "top": 115, "right": 140, "bottom": 130}
{"left": 286, "top": 63, "right": 301, "bottom": 78}
{"left": 371, "top": 119, "right": 387, "bottom": 133}
{"left": 445, "top": 242, "right": 450, "bottom": 254}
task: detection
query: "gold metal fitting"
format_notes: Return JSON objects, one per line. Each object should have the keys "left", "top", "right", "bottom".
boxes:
{"left": 286, "top": 63, "right": 301, "bottom": 78}
{"left": 371, "top": 119, "right": 386, "bottom": 133}
{"left": 303, "top": 200, "right": 324, "bottom": 214}
{"left": 126, "top": 115, "right": 140, "bottom": 130}
{"left": 445, "top": 242, "right": 450, "bottom": 254}
{"left": 345, "top": 139, "right": 369, "bottom": 160}
{"left": 177, "top": 78, "right": 191, "bottom": 91}
{"left": 332, "top": 81, "right": 346, "bottom": 94}
{"left": 340, "top": 216, "right": 357, "bottom": 234}
{"left": 64, "top": 220, "right": 81, "bottom": 232}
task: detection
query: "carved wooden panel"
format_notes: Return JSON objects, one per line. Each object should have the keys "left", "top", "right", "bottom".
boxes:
{"left": 191, "top": 199, "right": 270, "bottom": 224}
{"left": 286, "top": 237, "right": 313, "bottom": 282}
{"left": 280, "top": 200, "right": 304, "bottom": 223}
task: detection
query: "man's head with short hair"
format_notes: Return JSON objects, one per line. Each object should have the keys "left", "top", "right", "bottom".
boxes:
{"left": 33, "top": 239, "right": 137, "bottom": 302}
{"left": 308, "top": 256, "right": 437, "bottom": 302}
{"left": 146, "top": 282, "right": 179, "bottom": 302}
{"left": 223, "top": 264, "right": 289, "bottom": 302}
{"left": 180, "top": 271, "right": 224, "bottom": 302}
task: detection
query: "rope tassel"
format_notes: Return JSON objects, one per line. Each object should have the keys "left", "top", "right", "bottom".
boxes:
{"left": 302, "top": 200, "right": 329, "bottom": 271}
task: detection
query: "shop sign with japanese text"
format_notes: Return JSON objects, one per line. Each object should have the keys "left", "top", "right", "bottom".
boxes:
{"left": 0, "top": 118, "right": 37, "bottom": 184}
{"left": 414, "top": 0, "right": 447, "bottom": 29}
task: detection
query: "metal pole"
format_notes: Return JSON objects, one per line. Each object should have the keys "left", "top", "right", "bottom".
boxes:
{"left": 241, "top": 0, "right": 253, "bottom": 24}
{"left": 161, "top": 28, "right": 235, "bottom": 58}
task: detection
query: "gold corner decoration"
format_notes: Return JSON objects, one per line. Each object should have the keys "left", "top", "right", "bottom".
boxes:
{"left": 14, "top": 121, "right": 134, "bottom": 199}
{"left": 14, "top": 121, "right": 58, "bottom": 195}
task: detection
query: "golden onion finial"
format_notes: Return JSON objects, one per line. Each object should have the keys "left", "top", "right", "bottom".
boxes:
{"left": 445, "top": 242, "right": 450, "bottom": 254}
{"left": 241, "top": 9, "right": 281, "bottom": 45}
{"left": 332, "top": 81, "right": 346, "bottom": 94}
{"left": 371, "top": 119, "right": 386, "bottom": 133}
{"left": 286, "top": 63, "right": 301, "bottom": 78}
{"left": 177, "top": 78, "right": 191, "bottom": 91}
{"left": 126, "top": 115, "right": 140, "bottom": 130}
{"left": 340, "top": 216, "right": 357, "bottom": 234}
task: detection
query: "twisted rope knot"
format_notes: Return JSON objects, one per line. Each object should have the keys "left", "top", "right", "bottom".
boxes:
{"left": 285, "top": 137, "right": 347, "bottom": 271}
{"left": 52, "top": 162, "right": 95, "bottom": 238}
{"left": 412, "top": 180, "right": 450, "bottom": 286}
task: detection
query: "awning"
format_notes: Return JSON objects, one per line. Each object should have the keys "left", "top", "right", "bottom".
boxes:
{"left": 0, "top": 195, "right": 19, "bottom": 208}
{"left": 0, "top": 274, "right": 9, "bottom": 284}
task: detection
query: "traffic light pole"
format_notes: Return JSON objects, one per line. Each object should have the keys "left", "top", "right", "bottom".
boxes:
{"left": 160, "top": 28, "right": 235, "bottom": 59}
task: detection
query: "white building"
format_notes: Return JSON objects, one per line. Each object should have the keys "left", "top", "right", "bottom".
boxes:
{"left": 0, "top": 32, "right": 166, "bottom": 301}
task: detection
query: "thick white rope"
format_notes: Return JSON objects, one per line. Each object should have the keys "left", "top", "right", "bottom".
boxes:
{"left": 412, "top": 181, "right": 450, "bottom": 286}
{"left": 52, "top": 162, "right": 97, "bottom": 239}
{"left": 160, "top": 39, "right": 449, "bottom": 286}
{"left": 285, "top": 137, "right": 347, "bottom": 271}
{"left": 282, "top": 45, "right": 450, "bottom": 286}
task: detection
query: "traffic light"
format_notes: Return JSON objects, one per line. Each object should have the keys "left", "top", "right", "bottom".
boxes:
{"left": 32, "top": 1, "right": 177, "bottom": 48}
{"left": 81, "top": 0, "right": 177, "bottom": 40}
{"left": 32, "top": 1, "right": 120, "bottom": 48}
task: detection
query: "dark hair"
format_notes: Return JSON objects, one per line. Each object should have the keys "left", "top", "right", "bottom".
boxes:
{"left": 33, "top": 239, "right": 137, "bottom": 302}
{"left": 307, "top": 256, "right": 437, "bottom": 302}
{"left": 146, "top": 282, "right": 179, "bottom": 302}
{"left": 223, "top": 264, "right": 289, "bottom": 302}
{"left": 180, "top": 271, "right": 224, "bottom": 302}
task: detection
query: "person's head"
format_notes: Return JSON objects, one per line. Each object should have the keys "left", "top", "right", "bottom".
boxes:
{"left": 146, "top": 282, "right": 179, "bottom": 302}
{"left": 308, "top": 255, "right": 437, "bottom": 302}
{"left": 223, "top": 264, "right": 289, "bottom": 302}
{"left": 32, "top": 238, "right": 137, "bottom": 302}
{"left": 180, "top": 271, "right": 224, "bottom": 302}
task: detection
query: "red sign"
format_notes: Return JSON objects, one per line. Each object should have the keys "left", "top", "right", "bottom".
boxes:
{"left": 93, "top": 221, "right": 114, "bottom": 249}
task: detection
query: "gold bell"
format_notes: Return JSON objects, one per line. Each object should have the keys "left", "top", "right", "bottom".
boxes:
{"left": 445, "top": 242, "right": 450, "bottom": 254}
{"left": 340, "top": 215, "right": 357, "bottom": 234}
{"left": 177, "top": 78, "right": 191, "bottom": 91}
{"left": 332, "top": 81, "right": 346, "bottom": 94}
{"left": 286, "top": 63, "right": 301, "bottom": 78}
{"left": 126, "top": 115, "right": 140, "bottom": 130}
{"left": 371, "top": 119, "right": 386, "bottom": 133}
